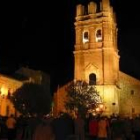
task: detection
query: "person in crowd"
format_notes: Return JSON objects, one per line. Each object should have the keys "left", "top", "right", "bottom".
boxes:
{"left": 132, "top": 116, "right": 140, "bottom": 140}
{"left": 123, "top": 116, "right": 133, "bottom": 140}
{"left": 52, "top": 112, "right": 74, "bottom": 140}
{"left": 15, "top": 115, "right": 27, "bottom": 140}
{"left": 97, "top": 116, "right": 109, "bottom": 140}
{"left": 32, "top": 121, "right": 55, "bottom": 140}
{"left": 110, "top": 116, "right": 125, "bottom": 140}
{"left": 6, "top": 114, "right": 16, "bottom": 140}
{"left": 74, "top": 114, "right": 85, "bottom": 140}
{"left": 89, "top": 115, "right": 98, "bottom": 140}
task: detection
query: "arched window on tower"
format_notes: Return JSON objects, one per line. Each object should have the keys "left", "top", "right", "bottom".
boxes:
{"left": 83, "top": 31, "right": 89, "bottom": 43}
{"left": 89, "top": 73, "right": 96, "bottom": 85}
{"left": 96, "top": 29, "right": 102, "bottom": 42}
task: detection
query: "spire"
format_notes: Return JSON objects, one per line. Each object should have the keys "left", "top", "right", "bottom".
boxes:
{"left": 88, "top": 1, "right": 97, "bottom": 14}
{"left": 102, "top": 0, "right": 110, "bottom": 11}
{"left": 76, "top": 4, "right": 84, "bottom": 16}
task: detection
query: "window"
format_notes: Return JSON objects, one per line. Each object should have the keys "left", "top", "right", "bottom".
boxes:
{"left": 132, "top": 108, "right": 135, "bottom": 113}
{"left": 83, "top": 31, "right": 89, "bottom": 43}
{"left": 89, "top": 73, "right": 96, "bottom": 85}
{"left": 96, "top": 29, "right": 102, "bottom": 42}
{"left": 131, "top": 90, "right": 134, "bottom": 95}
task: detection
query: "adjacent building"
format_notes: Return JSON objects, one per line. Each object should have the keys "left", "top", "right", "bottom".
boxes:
{"left": 0, "top": 67, "right": 50, "bottom": 116}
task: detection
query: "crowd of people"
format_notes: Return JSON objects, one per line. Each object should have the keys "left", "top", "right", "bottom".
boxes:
{"left": 0, "top": 113, "right": 140, "bottom": 140}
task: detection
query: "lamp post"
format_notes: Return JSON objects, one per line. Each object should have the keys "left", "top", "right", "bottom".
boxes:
{"left": 0, "top": 86, "right": 8, "bottom": 98}
{"left": 0, "top": 86, "right": 8, "bottom": 116}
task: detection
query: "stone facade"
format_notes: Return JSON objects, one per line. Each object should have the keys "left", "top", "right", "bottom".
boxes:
{"left": 53, "top": 84, "right": 69, "bottom": 117}
{"left": 0, "top": 67, "right": 50, "bottom": 117}
{"left": 53, "top": 0, "right": 140, "bottom": 117}
{"left": 0, "top": 74, "right": 23, "bottom": 116}
{"left": 118, "top": 72, "right": 140, "bottom": 117}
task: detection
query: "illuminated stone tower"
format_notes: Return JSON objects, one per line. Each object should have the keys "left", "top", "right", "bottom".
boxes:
{"left": 74, "top": 0, "right": 119, "bottom": 84}
{"left": 74, "top": 0, "right": 120, "bottom": 115}
{"left": 53, "top": 0, "right": 140, "bottom": 117}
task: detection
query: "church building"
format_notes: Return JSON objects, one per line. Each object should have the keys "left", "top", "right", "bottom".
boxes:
{"left": 53, "top": 0, "right": 140, "bottom": 117}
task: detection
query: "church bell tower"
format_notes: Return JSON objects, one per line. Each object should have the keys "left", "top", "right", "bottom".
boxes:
{"left": 53, "top": 0, "right": 140, "bottom": 117}
{"left": 74, "top": 0, "right": 120, "bottom": 86}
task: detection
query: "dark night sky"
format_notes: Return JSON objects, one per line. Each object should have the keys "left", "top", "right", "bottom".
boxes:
{"left": 0, "top": 1, "right": 140, "bottom": 91}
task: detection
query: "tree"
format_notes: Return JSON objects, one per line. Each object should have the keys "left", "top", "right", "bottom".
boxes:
{"left": 65, "top": 80, "right": 103, "bottom": 118}
{"left": 9, "top": 82, "right": 52, "bottom": 117}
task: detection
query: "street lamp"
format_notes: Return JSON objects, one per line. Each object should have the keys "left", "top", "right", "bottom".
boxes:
{"left": 0, "top": 86, "right": 9, "bottom": 116}
{"left": 99, "top": 104, "right": 104, "bottom": 109}
{"left": 0, "top": 86, "right": 8, "bottom": 98}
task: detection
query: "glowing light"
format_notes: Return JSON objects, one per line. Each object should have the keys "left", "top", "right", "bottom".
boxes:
{"left": 96, "top": 107, "right": 100, "bottom": 112}
{"left": 99, "top": 104, "right": 104, "bottom": 109}
{"left": 0, "top": 86, "right": 8, "bottom": 97}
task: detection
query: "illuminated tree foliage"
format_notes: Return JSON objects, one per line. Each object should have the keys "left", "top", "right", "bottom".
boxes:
{"left": 65, "top": 80, "right": 102, "bottom": 117}
{"left": 10, "top": 83, "right": 52, "bottom": 117}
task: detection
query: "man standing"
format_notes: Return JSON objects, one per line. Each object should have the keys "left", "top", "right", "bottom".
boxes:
{"left": 6, "top": 114, "right": 16, "bottom": 140}
{"left": 74, "top": 114, "right": 85, "bottom": 140}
